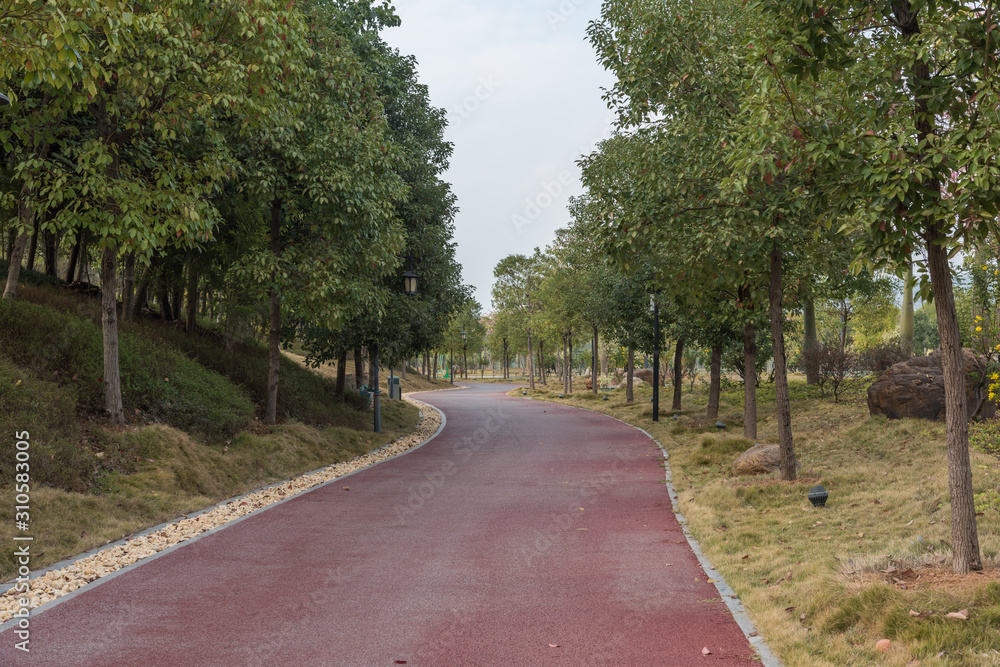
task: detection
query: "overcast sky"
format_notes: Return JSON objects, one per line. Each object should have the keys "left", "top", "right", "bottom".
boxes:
{"left": 381, "top": 0, "right": 617, "bottom": 310}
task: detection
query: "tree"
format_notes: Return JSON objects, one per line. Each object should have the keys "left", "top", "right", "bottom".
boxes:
{"left": 750, "top": 0, "right": 1000, "bottom": 572}
{"left": 492, "top": 252, "right": 544, "bottom": 390}
{"left": 1, "top": 0, "right": 312, "bottom": 425}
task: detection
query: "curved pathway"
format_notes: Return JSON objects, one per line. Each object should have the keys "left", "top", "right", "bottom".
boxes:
{"left": 0, "top": 383, "right": 759, "bottom": 665}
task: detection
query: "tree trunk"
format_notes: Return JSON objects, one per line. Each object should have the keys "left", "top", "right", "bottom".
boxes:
{"left": 770, "top": 245, "right": 795, "bottom": 481}
{"left": 132, "top": 259, "right": 154, "bottom": 317}
{"left": 743, "top": 318, "right": 758, "bottom": 440}
{"left": 101, "top": 246, "right": 125, "bottom": 426}
{"left": 171, "top": 282, "right": 184, "bottom": 323}
{"left": 25, "top": 217, "right": 38, "bottom": 272}
{"left": 538, "top": 339, "right": 545, "bottom": 385}
{"left": 2, "top": 232, "right": 28, "bottom": 300}
{"left": 265, "top": 199, "right": 282, "bottom": 425}
{"left": 591, "top": 325, "right": 599, "bottom": 395}
{"left": 804, "top": 298, "right": 819, "bottom": 384}
{"left": 355, "top": 348, "right": 365, "bottom": 388}
{"left": 3, "top": 182, "right": 39, "bottom": 300}
{"left": 566, "top": 332, "right": 573, "bottom": 393}
{"left": 335, "top": 348, "right": 348, "bottom": 401}
{"left": 369, "top": 348, "right": 377, "bottom": 388}
{"left": 671, "top": 339, "right": 684, "bottom": 411}
{"left": 626, "top": 346, "right": 634, "bottom": 404}
{"left": 43, "top": 231, "right": 58, "bottom": 277}
{"left": 185, "top": 259, "right": 198, "bottom": 332}
{"left": 65, "top": 232, "right": 81, "bottom": 283}
{"left": 707, "top": 344, "right": 722, "bottom": 419}
{"left": 123, "top": 251, "right": 136, "bottom": 321}
{"left": 527, "top": 328, "right": 535, "bottom": 390}
{"left": 75, "top": 234, "right": 88, "bottom": 282}
{"left": 901, "top": 261, "right": 915, "bottom": 355}
{"left": 926, "top": 225, "right": 982, "bottom": 573}
{"left": 158, "top": 286, "right": 173, "bottom": 321}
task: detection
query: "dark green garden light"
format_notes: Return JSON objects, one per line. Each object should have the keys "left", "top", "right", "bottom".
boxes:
{"left": 374, "top": 265, "right": 419, "bottom": 433}
{"left": 461, "top": 329, "right": 467, "bottom": 381}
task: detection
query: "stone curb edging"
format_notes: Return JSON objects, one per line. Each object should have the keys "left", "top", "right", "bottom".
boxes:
{"left": 514, "top": 391, "right": 783, "bottom": 667}
{"left": 0, "top": 390, "right": 457, "bottom": 630}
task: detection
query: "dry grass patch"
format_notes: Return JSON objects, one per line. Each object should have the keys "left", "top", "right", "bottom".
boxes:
{"left": 515, "top": 377, "right": 1000, "bottom": 666}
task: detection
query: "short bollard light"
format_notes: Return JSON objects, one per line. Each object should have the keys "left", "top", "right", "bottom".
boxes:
{"left": 522, "top": 390, "right": 527, "bottom": 396}
{"left": 602, "top": 395, "right": 609, "bottom": 401}
{"left": 715, "top": 420, "right": 726, "bottom": 429}
{"left": 558, "top": 393, "right": 564, "bottom": 398}
{"left": 673, "top": 413, "right": 680, "bottom": 420}
{"left": 808, "top": 485, "right": 829, "bottom": 508}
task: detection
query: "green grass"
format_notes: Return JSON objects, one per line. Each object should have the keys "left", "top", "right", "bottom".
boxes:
{"left": 0, "top": 294, "right": 255, "bottom": 442}
{"left": 0, "top": 282, "right": 423, "bottom": 580}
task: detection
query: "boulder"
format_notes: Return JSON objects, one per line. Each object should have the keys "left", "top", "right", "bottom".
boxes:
{"left": 867, "top": 349, "right": 996, "bottom": 422}
{"left": 618, "top": 377, "right": 645, "bottom": 389}
{"left": 732, "top": 444, "right": 797, "bottom": 476}
{"left": 585, "top": 377, "right": 593, "bottom": 390}
{"left": 634, "top": 368, "right": 655, "bottom": 384}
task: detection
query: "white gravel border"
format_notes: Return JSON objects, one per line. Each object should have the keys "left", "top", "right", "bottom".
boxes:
{"left": 515, "top": 390, "right": 783, "bottom": 667}
{"left": 0, "top": 390, "right": 456, "bottom": 628}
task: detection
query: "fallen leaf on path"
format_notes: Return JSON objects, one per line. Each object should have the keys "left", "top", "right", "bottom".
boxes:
{"left": 702, "top": 647, "right": 712, "bottom": 655}
{"left": 946, "top": 610, "right": 969, "bottom": 620}
{"left": 741, "top": 554, "right": 749, "bottom": 560}
{"left": 342, "top": 487, "right": 350, "bottom": 491}
{"left": 548, "top": 644, "right": 559, "bottom": 648}
{"left": 906, "top": 660, "right": 920, "bottom": 666}
{"left": 875, "top": 639, "right": 891, "bottom": 653}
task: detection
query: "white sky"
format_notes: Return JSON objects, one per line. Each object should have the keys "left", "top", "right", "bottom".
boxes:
{"left": 381, "top": 0, "right": 617, "bottom": 309}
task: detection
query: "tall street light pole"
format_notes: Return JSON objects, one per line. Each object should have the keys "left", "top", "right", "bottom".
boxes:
{"left": 461, "top": 329, "right": 467, "bottom": 380}
{"left": 651, "top": 293, "right": 660, "bottom": 422}
{"left": 375, "top": 266, "right": 420, "bottom": 433}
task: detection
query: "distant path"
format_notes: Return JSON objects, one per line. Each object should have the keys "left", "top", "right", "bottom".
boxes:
{"left": 0, "top": 383, "right": 758, "bottom": 665}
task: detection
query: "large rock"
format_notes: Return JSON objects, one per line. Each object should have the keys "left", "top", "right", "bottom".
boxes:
{"left": 585, "top": 376, "right": 593, "bottom": 390}
{"left": 618, "top": 377, "right": 645, "bottom": 389}
{"left": 634, "top": 368, "right": 655, "bottom": 384}
{"left": 732, "top": 444, "right": 785, "bottom": 476}
{"left": 867, "top": 349, "right": 996, "bottom": 422}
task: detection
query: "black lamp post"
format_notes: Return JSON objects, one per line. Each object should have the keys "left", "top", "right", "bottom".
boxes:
{"left": 651, "top": 292, "right": 660, "bottom": 422}
{"left": 461, "top": 329, "right": 467, "bottom": 380}
{"left": 375, "top": 267, "right": 419, "bottom": 433}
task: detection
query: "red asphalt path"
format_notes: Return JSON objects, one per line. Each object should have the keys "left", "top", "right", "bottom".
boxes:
{"left": 0, "top": 383, "right": 759, "bottom": 666}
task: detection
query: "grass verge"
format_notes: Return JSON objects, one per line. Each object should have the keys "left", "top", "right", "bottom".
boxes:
{"left": 515, "top": 377, "right": 1000, "bottom": 666}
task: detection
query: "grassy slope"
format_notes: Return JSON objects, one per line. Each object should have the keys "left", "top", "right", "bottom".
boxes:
{"left": 0, "top": 284, "right": 420, "bottom": 580}
{"left": 516, "top": 377, "right": 1000, "bottom": 666}
{"left": 281, "top": 351, "right": 456, "bottom": 395}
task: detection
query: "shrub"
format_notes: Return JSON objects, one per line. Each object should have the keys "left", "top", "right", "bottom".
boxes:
{"left": 859, "top": 338, "right": 910, "bottom": 374}
{"left": 803, "top": 338, "right": 857, "bottom": 403}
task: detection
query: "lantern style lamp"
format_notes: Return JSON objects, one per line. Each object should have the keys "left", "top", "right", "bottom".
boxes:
{"left": 402, "top": 270, "right": 419, "bottom": 296}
